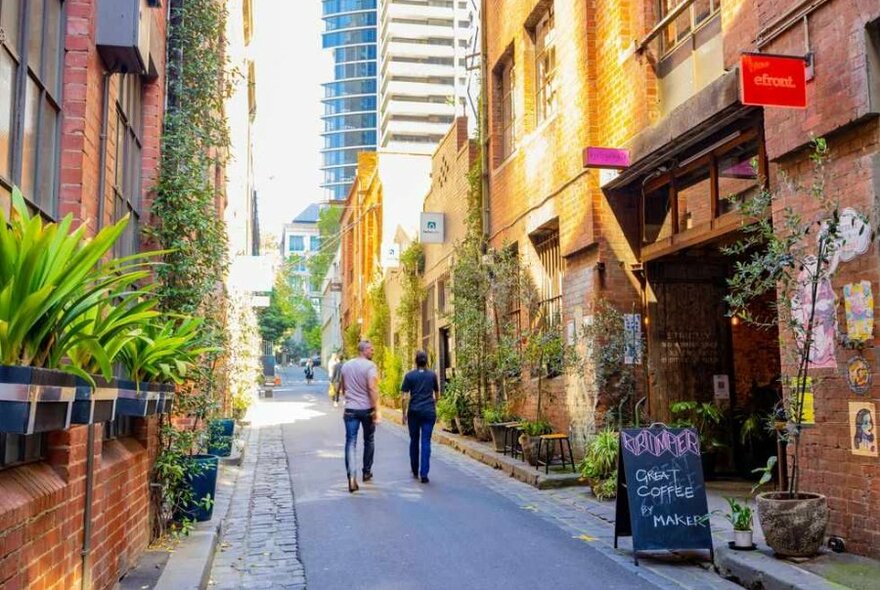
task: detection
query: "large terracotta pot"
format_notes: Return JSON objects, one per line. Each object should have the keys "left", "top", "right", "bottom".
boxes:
{"left": 756, "top": 492, "right": 828, "bottom": 557}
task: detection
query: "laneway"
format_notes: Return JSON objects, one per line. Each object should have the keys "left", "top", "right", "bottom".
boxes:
{"left": 275, "top": 367, "right": 680, "bottom": 590}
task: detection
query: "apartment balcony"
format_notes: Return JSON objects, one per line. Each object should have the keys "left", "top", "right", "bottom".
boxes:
{"left": 384, "top": 3, "right": 452, "bottom": 22}
{"left": 380, "top": 118, "right": 453, "bottom": 138}
{"left": 382, "top": 60, "right": 454, "bottom": 79}
{"left": 382, "top": 41, "right": 454, "bottom": 60}
{"left": 381, "top": 80, "right": 454, "bottom": 98}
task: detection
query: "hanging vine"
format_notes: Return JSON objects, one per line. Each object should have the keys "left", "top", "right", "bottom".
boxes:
{"left": 148, "top": 0, "right": 234, "bottom": 541}
{"left": 398, "top": 243, "right": 425, "bottom": 365}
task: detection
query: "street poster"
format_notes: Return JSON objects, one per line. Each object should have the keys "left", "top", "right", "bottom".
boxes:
{"left": 788, "top": 377, "right": 815, "bottom": 425}
{"left": 849, "top": 402, "right": 877, "bottom": 457}
{"left": 614, "top": 427, "right": 713, "bottom": 565}
{"left": 843, "top": 281, "right": 874, "bottom": 343}
{"left": 623, "top": 314, "right": 642, "bottom": 365}
{"left": 846, "top": 356, "right": 872, "bottom": 395}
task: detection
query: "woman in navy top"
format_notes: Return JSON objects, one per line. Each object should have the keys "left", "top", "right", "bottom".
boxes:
{"left": 401, "top": 351, "right": 439, "bottom": 483}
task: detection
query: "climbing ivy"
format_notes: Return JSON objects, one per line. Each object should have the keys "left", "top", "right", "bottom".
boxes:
{"left": 397, "top": 243, "right": 425, "bottom": 365}
{"left": 366, "top": 279, "right": 390, "bottom": 369}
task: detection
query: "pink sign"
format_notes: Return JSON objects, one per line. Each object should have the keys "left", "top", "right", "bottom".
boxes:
{"left": 583, "top": 146, "right": 630, "bottom": 169}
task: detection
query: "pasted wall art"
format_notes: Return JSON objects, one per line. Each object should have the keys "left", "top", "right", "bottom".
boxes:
{"left": 843, "top": 281, "right": 874, "bottom": 343}
{"left": 792, "top": 263, "right": 838, "bottom": 369}
{"left": 849, "top": 401, "right": 878, "bottom": 457}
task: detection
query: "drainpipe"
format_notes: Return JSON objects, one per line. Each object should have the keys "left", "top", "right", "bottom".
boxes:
{"left": 479, "top": 0, "right": 490, "bottom": 239}
{"left": 96, "top": 72, "right": 112, "bottom": 230}
{"left": 82, "top": 70, "right": 111, "bottom": 590}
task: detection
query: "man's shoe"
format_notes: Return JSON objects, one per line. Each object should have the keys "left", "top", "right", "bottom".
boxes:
{"left": 333, "top": 401, "right": 339, "bottom": 408}
{"left": 420, "top": 476, "right": 429, "bottom": 484}
{"left": 362, "top": 471, "right": 373, "bottom": 482}
{"left": 348, "top": 475, "right": 359, "bottom": 493}
{"left": 412, "top": 470, "right": 418, "bottom": 479}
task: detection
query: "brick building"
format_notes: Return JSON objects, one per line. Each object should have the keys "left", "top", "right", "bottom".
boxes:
{"left": 418, "top": 118, "right": 476, "bottom": 381}
{"left": 486, "top": 0, "right": 880, "bottom": 557}
{"left": 0, "top": 0, "right": 224, "bottom": 587}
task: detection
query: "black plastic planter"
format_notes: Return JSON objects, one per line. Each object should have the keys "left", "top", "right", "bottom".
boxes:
{"left": 71, "top": 375, "right": 118, "bottom": 425}
{"left": 115, "top": 380, "right": 160, "bottom": 417}
{"left": 180, "top": 454, "right": 219, "bottom": 522}
{"left": 0, "top": 366, "right": 75, "bottom": 434}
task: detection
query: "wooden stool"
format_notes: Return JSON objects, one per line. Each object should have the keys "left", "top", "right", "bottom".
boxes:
{"left": 535, "top": 434, "right": 575, "bottom": 474}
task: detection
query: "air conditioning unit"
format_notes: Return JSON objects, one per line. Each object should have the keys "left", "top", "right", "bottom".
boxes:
{"left": 97, "top": 0, "right": 154, "bottom": 75}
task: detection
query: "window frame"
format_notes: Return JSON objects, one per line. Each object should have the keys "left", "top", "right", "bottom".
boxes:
{"left": 533, "top": 4, "right": 556, "bottom": 124}
{"left": 657, "top": 0, "right": 721, "bottom": 57}
{"left": 0, "top": 0, "right": 66, "bottom": 218}
{"left": 494, "top": 53, "right": 516, "bottom": 164}
{"left": 112, "top": 74, "right": 144, "bottom": 258}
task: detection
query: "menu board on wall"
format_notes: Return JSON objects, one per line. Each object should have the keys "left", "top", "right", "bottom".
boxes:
{"left": 614, "top": 427, "right": 714, "bottom": 565}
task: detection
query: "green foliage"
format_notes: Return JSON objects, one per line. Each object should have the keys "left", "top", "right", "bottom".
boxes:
{"left": 579, "top": 429, "right": 619, "bottom": 480}
{"left": 397, "top": 243, "right": 425, "bottom": 363}
{"left": 581, "top": 300, "right": 641, "bottom": 428}
{"left": 379, "top": 350, "right": 403, "bottom": 404}
{"left": 751, "top": 456, "right": 778, "bottom": 494}
{"left": 151, "top": 0, "right": 230, "bottom": 316}
{"left": 482, "top": 405, "right": 513, "bottom": 424}
{"left": 436, "top": 395, "right": 457, "bottom": 424}
{"left": 593, "top": 477, "right": 618, "bottom": 501}
{"left": 520, "top": 419, "right": 552, "bottom": 437}
{"left": 723, "top": 138, "right": 854, "bottom": 496}
{"left": 343, "top": 323, "right": 361, "bottom": 358}
{"left": 720, "top": 497, "right": 754, "bottom": 531}
{"left": 366, "top": 280, "right": 389, "bottom": 369}
{"left": 670, "top": 401, "right": 725, "bottom": 452}
{"left": 0, "top": 188, "right": 155, "bottom": 376}
{"left": 307, "top": 205, "right": 343, "bottom": 290}
{"left": 117, "top": 316, "right": 213, "bottom": 385}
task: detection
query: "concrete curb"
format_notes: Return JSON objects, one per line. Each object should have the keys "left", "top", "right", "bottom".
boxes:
{"left": 715, "top": 546, "right": 851, "bottom": 590}
{"left": 381, "top": 407, "right": 586, "bottom": 490}
{"left": 153, "top": 426, "right": 250, "bottom": 590}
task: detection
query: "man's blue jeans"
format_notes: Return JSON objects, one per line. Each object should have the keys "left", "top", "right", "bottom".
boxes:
{"left": 407, "top": 410, "right": 435, "bottom": 478}
{"left": 344, "top": 408, "right": 375, "bottom": 477}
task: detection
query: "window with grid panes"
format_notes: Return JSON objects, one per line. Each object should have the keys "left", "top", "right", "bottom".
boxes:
{"left": 113, "top": 74, "right": 144, "bottom": 258}
{"left": 533, "top": 228, "right": 562, "bottom": 328}
{"left": 533, "top": 4, "right": 556, "bottom": 124}
{"left": 495, "top": 55, "right": 515, "bottom": 163}
{"left": 0, "top": 0, "right": 65, "bottom": 216}
{"left": 659, "top": 0, "right": 721, "bottom": 54}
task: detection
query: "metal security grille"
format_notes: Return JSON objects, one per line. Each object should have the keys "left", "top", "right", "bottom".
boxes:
{"left": 534, "top": 230, "right": 562, "bottom": 327}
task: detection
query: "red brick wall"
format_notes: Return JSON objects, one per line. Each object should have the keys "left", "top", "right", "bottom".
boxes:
{"left": 1, "top": 1, "right": 168, "bottom": 587}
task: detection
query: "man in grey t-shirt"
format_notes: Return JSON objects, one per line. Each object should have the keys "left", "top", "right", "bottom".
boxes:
{"left": 339, "top": 340, "right": 380, "bottom": 492}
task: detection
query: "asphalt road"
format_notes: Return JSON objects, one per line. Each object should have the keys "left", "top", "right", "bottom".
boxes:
{"left": 275, "top": 366, "right": 670, "bottom": 590}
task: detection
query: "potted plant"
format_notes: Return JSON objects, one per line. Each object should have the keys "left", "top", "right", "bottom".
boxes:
{"left": 484, "top": 406, "right": 515, "bottom": 452}
{"left": 670, "top": 401, "right": 725, "bottom": 479}
{"left": 518, "top": 419, "right": 552, "bottom": 466}
{"left": 720, "top": 497, "right": 755, "bottom": 549}
{"left": 724, "top": 138, "right": 840, "bottom": 557}
{"left": 0, "top": 188, "right": 149, "bottom": 434}
{"left": 436, "top": 395, "right": 457, "bottom": 432}
{"left": 206, "top": 419, "right": 233, "bottom": 457}
{"left": 578, "top": 429, "right": 619, "bottom": 500}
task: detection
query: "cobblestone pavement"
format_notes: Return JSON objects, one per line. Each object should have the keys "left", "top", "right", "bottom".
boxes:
{"left": 208, "top": 424, "right": 306, "bottom": 590}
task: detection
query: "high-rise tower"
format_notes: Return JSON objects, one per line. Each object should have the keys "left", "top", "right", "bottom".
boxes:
{"left": 378, "top": 0, "right": 479, "bottom": 154}
{"left": 321, "top": 0, "right": 379, "bottom": 201}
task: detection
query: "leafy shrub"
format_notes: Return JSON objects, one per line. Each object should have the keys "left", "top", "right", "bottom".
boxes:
{"left": 520, "top": 419, "right": 552, "bottom": 436}
{"left": 579, "top": 429, "right": 620, "bottom": 500}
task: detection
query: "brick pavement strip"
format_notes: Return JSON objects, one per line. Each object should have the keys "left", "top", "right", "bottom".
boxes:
{"left": 209, "top": 425, "right": 307, "bottom": 590}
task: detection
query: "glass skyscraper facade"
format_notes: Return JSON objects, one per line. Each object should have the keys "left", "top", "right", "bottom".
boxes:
{"left": 321, "top": 0, "right": 378, "bottom": 201}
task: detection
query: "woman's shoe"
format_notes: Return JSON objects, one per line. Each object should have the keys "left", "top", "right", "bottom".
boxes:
{"left": 420, "top": 476, "right": 429, "bottom": 484}
{"left": 348, "top": 475, "right": 359, "bottom": 493}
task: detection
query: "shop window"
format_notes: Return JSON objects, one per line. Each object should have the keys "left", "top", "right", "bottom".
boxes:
{"left": 0, "top": 0, "right": 64, "bottom": 217}
{"left": 113, "top": 74, "right": 144, "bottom": 258}
{"left": 531, "top": 3, "right": 556, "bottom": 124}
{"left": 641, "top": 128, "right": 766, "bottom": 248}
{"left": 676, "top": 163, "right": 712, "bottom": 232}
{"left": 493, "top": 52, "right": 516, "bottom": 164}
{"left": 0, "top": 432, "right": 48, "bottom": 471}
{"left": 643, "top": 185, "right": 673, "bottom": 244}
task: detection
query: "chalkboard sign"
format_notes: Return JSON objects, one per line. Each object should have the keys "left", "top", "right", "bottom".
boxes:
{"left": 613, "top": 426, "right": 713, "bottom": 565}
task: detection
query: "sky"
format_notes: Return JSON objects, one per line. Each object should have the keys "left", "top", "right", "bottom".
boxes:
{"left": 252, "top": 1, "right": 330, "bottom": 242}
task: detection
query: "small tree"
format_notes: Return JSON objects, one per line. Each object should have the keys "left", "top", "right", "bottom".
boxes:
{"left": 366, "top": 280, "right": 390, "bottom": 369}
{"left": 725, "top": 138, "right": 865, "bottom": 496}
{"left": 397, "top": 243, "right": 425, "bottom": 364}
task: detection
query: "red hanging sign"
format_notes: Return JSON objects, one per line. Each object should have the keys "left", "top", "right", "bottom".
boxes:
{"left": 740, "top": 53, "right": 808, "bottom": 109}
